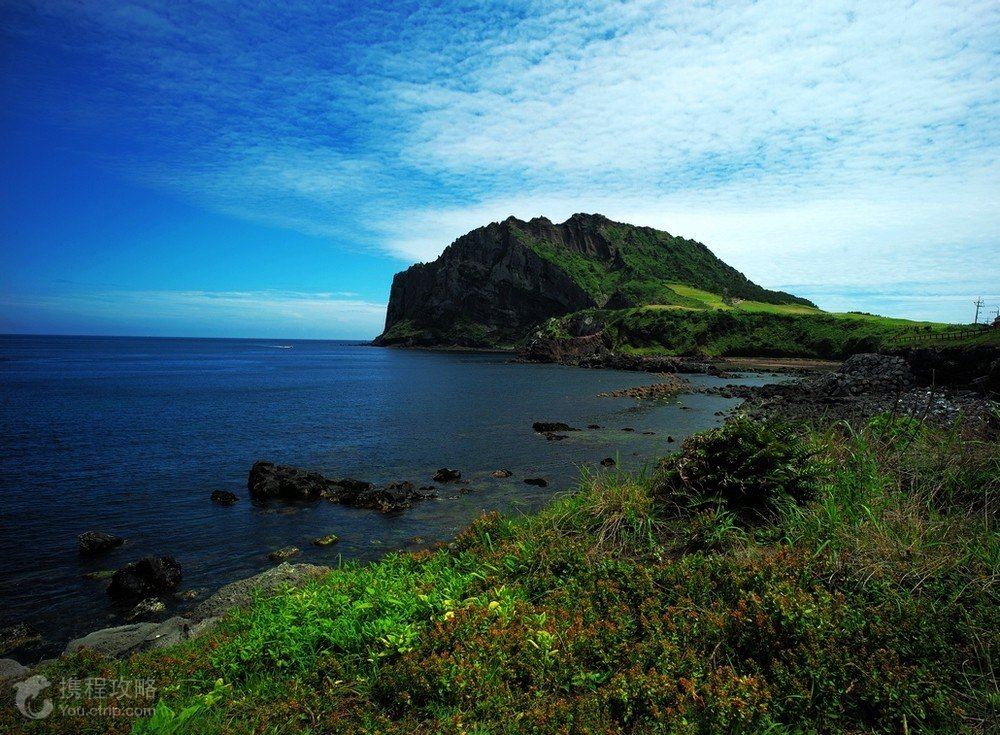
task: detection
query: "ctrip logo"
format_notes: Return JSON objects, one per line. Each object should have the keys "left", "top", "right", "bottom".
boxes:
{"left": 13, "top": 674, "right": 53, "bottom": 720}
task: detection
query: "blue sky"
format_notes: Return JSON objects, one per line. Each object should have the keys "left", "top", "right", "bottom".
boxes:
{"left": 1, "top": 0, "right": 998, "bottom": 338}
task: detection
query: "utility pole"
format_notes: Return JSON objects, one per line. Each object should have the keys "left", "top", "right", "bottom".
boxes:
{"left": 973, "top": 297, "right": 983, "bottom": 324}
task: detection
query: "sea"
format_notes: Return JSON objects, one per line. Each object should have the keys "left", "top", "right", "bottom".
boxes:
{"left": 0, "top": 335, "right": 774, "bottom": 656}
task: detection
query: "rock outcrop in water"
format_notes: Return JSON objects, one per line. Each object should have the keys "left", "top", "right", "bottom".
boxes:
{"left": 248, "top": 461, "right": 436, "bottom": 513}
{"left": 108, "top": 556, "right": 182, "bottom": 599}
{"left": 374, "top": 213, "right": 809, "bottom": 348}
{"left": 78, "top": 531, "right": 125, "bottom": 555}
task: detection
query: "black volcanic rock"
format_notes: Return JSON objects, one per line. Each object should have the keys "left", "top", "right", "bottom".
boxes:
{"left": 532, "top": 422, "right": 578, "bottom": 433}
{"left": 210, "top": 490, "right": 238, "bottom": 506}
{"left": 78, "top": 531, "right": 125, "bottom": 555}
{"left": 249, "top": 461, "right": 343, "bottom": 500}
{"left": 249, "top": 461, "right": 434, "bottom": 512}
{"left": 108, "top": 556, "right": 182, "bottom": 599}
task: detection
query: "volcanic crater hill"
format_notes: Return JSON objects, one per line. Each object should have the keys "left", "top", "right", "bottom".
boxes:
{"left": 374, "top": 213, "right": 811, "bottom": 348}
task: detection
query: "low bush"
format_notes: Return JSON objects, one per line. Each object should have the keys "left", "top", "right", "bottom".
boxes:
{"left": 654, "top": 416, "right": 822, "bottom": 520}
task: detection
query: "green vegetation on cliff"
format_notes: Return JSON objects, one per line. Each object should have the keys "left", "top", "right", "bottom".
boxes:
{"left": 512, "top": 219, "right": 811, "bottom": 310}
{"left": 377, "top": 213, "right": 991, "bottom": 355}
{"left": 8, "top": 416, "right": 997, "bottom": 734}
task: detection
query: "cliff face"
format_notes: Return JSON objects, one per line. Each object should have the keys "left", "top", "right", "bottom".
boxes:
{"left": 375, "top": 213, "right": 810, "bottom": 347}
{"left": 374, "top": 216, "right": 600, "bottom": 346}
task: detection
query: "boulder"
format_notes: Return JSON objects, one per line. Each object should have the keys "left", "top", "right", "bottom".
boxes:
{"left": 268, "top": 546, "right": 300, "bottom": 562}
{"left": 334, "top": 482, "right": 437, "bottom": 513}
{"left": 249, "top": 460, "right": 348, "bottom": 500}
{"left": 65, "top": 622, "right": 158, "bottom": 657}
{"left": 190, "top": 563, "right": 330, "bottom": 621}
{"left": 312, "top": 533, "right": 340, "bottom": 547}
{"left": 433, "top": 468, "right": 462, "bottom": 483}
{"left": 490, "top": 469, "right": 513, "bottom": 478}
{"left": 0, "top": 658, "right": 29, "bottom": 682}
{"left": 600, "top": 457, "right": 616, "bottom": 468}
{"left": 65, "top": 616, "right": 211, "bottom": 658}
{"left": 125, "top": 598, "right": 166, "bottom": 621}
{"left": 249, "top": 462, "right": 431, "bottom": 512}
{"left": 210, "top": 490, "right": 238, "bottom": 506}
{"left": 107, "top": 556, "right": 182, "bottom": 599}
{"left": 78, "top": 531, "right": 124, "bottom": 555}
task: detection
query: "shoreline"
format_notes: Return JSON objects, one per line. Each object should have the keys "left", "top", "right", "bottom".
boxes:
{"left": 2, "top": 358, "right": 759, "bottom": 669}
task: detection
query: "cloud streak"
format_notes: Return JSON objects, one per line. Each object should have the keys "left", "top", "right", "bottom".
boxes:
{"left": 3, "top": 0, "right": 998, "bottom": 323}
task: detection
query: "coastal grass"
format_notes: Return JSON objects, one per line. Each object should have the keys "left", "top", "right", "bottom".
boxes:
{"left": 585, "top": 306, "right": 994, "bottom": 358}
{"left": 4, "top": 416, "right": 997, "bottom": 734}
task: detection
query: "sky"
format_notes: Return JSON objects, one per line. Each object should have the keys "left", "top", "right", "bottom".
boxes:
{"left": 1, "top": 0, "right": 998, "bottom": 339}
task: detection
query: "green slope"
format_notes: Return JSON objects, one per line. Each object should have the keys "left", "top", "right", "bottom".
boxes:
{"left": 537, "top": 286, "right": 997, "bottom": 358}
{"left": 512, "top": 219, "right": 813, "bottom": 309}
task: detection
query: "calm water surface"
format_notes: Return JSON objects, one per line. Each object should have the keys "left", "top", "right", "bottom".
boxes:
{"left": 0, "top": 335, "right": 773, "bottom": 654}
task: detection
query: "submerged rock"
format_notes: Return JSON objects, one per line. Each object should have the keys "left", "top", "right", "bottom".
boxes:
{"left": 210, "top": 490, "right": 238, "bottom": 506}
{"left": 600, "top": 457, "right": 616, "bottom": 468}
{"left": 523, "top": 477, "right": 548, "bottom": 487}
{"left": 532, "top": 421, "right": 578, "bottom": 433}
{"left": 490, "top": 469, "right": 513, "bottom": 478}
{"left": 312, "top": 534, "right": 340, "bottom": 547}
{"left": 82, "top": 570, "right": 115, "bottom": 581}
{"left": 78, "top": 531, "right": 125, "bottom": 555}
{"left": 0, "top": 623, "right": 42, "bottom": 656}
{"left": 107, "top": 556, "right": 182, "bottom": 599}
{"left": 433, "top": 468, "right": 462, "bottom": 483}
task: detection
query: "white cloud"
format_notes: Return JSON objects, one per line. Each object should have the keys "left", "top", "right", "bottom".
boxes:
{"left": 7, "top": 0, "right": 999, "bottom": 322}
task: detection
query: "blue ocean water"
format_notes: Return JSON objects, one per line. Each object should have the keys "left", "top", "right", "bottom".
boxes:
{"left": 0, "top": 335, "right": 766, "bottom": 653}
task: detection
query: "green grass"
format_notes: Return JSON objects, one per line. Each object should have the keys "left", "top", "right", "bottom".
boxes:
{"left": 512, "top": 221, "right": 811, "bottom": 309}
{"left": 536, "top": 303, "right": 995, "bottom": 358}
{"left": 5, "top": 417, "right": 997, "bottom": 734}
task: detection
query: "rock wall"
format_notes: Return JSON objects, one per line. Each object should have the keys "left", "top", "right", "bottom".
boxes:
{"left": 375, "top": 216, "right": 599, "bottom": 346}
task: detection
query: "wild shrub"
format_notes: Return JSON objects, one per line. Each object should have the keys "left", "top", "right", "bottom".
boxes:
{"left": 654, "top": 416, "right": 822, "bottom": 520}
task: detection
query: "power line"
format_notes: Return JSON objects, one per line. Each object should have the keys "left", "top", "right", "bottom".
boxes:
{"left": 973, "top": 297, "right": 984, "bottom": 324}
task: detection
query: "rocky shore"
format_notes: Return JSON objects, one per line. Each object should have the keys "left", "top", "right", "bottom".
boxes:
{"left": 701, "top": 351, "right": 999, "bottom": 434}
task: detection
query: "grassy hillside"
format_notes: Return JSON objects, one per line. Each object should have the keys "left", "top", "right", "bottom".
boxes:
{"left": 512, "top": 220, "right": 812, "bottom": 309}
{"left": 536, "top": 284, "right": 998, "bottom": 358}
{"left": 7, "top": 416, "right": 996, "bottom": 734}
